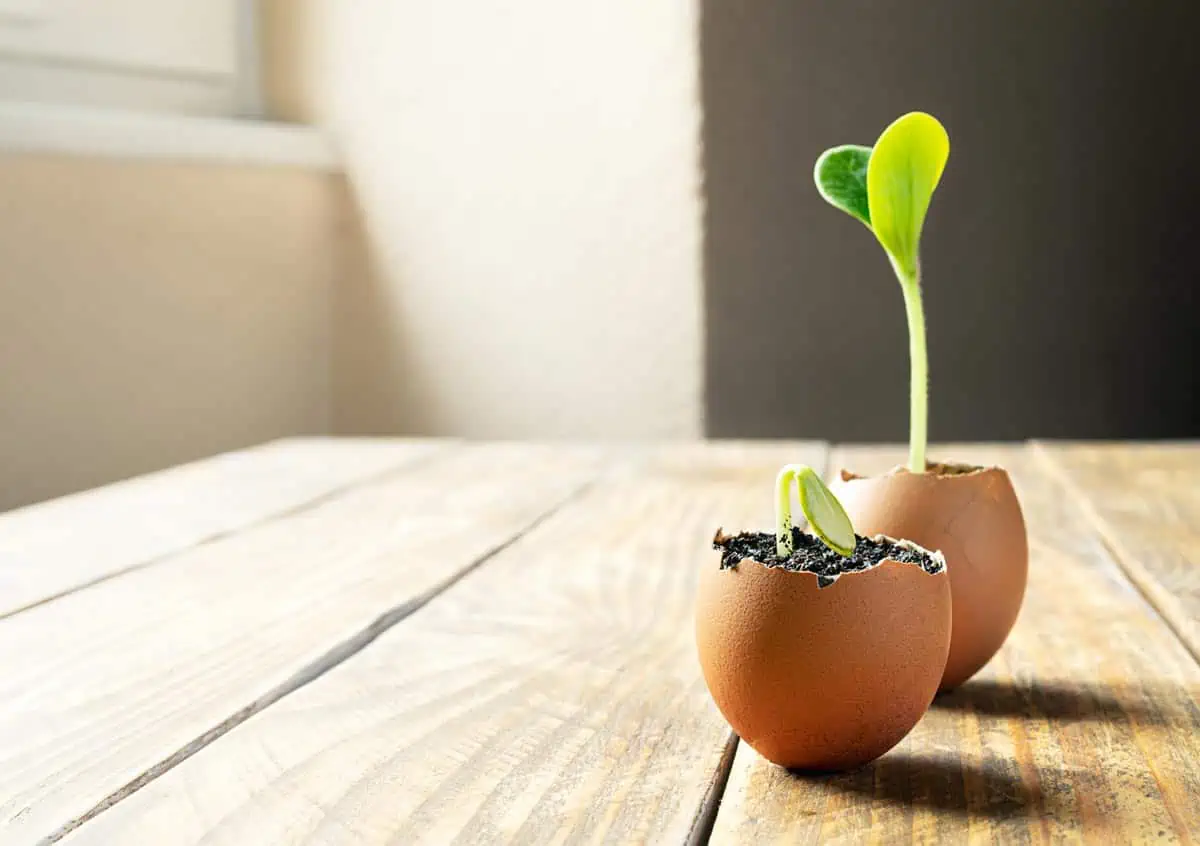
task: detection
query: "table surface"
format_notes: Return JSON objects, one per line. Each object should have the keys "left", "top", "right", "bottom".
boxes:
{"left": 1, "top": 438, "right": 1197, "bottom": 845}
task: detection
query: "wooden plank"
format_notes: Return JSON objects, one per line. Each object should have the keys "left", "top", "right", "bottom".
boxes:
{"left": 1034, "top": 440, "right": 1200, "bottom": 662}
{"left": 711, "top": 443, "right": 1200, "bottom": 844}
{"left": 60, "top": 441, "right": 826, "bottom": 846}
{"left": 0, "top": 442, "right": 602, "bottom": 845}
{"left": 0, "top": 437, "right": 438, "bottom": 617}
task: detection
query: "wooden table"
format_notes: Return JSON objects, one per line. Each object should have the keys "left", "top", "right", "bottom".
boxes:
{"left": 1, "top": 439, "right": 1197, "bottom": 845}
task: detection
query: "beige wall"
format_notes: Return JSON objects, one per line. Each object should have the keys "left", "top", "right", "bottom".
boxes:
{"left": 0, "top": 154, "right": 334, "bottom": 510}
{"left": 264, "top": 1, "right": 705, "bottom": 439}
{"left": 0, "top": 3, "right": 705, "bottom": 507}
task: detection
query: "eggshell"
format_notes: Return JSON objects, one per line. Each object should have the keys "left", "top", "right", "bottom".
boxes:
{"left": 834, "top": 464, "right": 1028, "bottom": 691}
{"left": 695, "top": 554, "right": 951, "bottom": 771}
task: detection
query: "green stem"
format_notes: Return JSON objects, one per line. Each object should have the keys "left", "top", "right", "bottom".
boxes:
{"left": 897, "top": 264, "right": 928, "bottom": 472}
{"left": 776, "top": 465, "right": 797, "bottom": 558}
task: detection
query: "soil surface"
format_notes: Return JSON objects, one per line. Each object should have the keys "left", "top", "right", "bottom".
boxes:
{"left": 924, "top": 460, "right": 988, "bottom": 477}
{"left": 841, "top": 460, "right": 990, "bottom": 482}
{"left": 713, "top": 527, "right": 945, "bottom": 589}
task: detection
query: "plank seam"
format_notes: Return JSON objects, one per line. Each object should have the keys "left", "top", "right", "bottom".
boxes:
{"left": 41, "top": 473, "right": 598, "bottom": 845}
{"left": 684, "top": 731, "right": 740, "bottom": 846}
{"left": 0, "top": 446, "right": 448, "bottom": 624}
{"left": 1030, "top": 440, "right": 1200, "bottom": 667}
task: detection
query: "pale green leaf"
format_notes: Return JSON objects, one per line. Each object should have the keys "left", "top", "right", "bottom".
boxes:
{"left": 866, "top": 112, "right": 949, "bottom": 278}
{"left": 794, "top": 466, "right": 856, "bottom": 558}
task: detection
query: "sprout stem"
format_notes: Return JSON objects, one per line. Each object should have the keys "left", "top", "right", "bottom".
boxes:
{"left": 776, "top": 464, "right": 826, "bottom": 557}
{"left": 897, "top": 262, "right": 928, "bottom": 473}
{"left": 776, "top": 465, "right": 799, "bottom": 558}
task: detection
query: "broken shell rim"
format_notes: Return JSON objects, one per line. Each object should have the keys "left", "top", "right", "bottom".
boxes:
{"left": 712, "top": 527, "right": 947, "bottom": 585}
{"left": 839, "top": 461, "right": 1009, "bottom": 483}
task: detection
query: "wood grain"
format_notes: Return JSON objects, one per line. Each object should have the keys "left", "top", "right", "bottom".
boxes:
{"left": 61, "top": 442, "right": 826, "bottom": 846}
{"left": 1034, "top": 440, "right": 1200, "bottom": 662}
{"left": 0, "top": 443, "right": 601, "bottom": 846}
{"left": 0, "top": 437, "right": 437, "bottom": 618}
{"left": 711, "top": 443, "right": 1200, "bottom": 845}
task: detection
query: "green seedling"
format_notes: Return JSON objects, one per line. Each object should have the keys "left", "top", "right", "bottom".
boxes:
{"left": 775, "top": 464, "right": 856, "bottom": 558}
{"left": 814, "top": 112, "right": 950, "bottom": 472}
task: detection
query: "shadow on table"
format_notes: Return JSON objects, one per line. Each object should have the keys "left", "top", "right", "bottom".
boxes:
{"left": 932, "top": 678, "right": 1181, "bottom": 725}
{"left": 793, "top": 754, "right": 1060, "bottom": 821}
{"left": 778, "top": 680, "right": 1194, "bottom": 824}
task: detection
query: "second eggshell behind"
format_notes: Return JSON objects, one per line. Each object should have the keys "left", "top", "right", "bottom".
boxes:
{"left": 834, "top": 464, "right": 1028, "bottom": 691}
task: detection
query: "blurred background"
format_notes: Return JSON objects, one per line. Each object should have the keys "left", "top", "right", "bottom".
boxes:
{"left": 703, "top": 2, "right": 1200, "bottom": 444}
{"left": 0, "top": 1, "right": 1196, "bottom": 511}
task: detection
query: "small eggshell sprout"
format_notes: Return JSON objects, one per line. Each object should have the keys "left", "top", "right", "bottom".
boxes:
{"left": 695, "top": 465, "right": 951, "bottom": 771}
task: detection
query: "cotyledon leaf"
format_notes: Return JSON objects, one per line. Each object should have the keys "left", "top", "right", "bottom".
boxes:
{"left": 814, "top": 144, "right": 873, "bottom": 228}
{"left": 866, "top": 112, "right": 950, "bottom": 278}
{"left": 794, "top": 466, "right": 856, "bottom": 557}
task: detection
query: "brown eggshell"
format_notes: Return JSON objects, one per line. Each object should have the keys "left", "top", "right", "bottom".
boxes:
{"left": 833, "top": 464, "right": 1028, "bottom": 691}
{"left": 695, "top": 555, "right": 951, "bottom": 771}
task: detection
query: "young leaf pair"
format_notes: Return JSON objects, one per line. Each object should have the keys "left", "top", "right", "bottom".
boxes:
{"left": 775, "top": 464, "right": 855, "bottom": 559}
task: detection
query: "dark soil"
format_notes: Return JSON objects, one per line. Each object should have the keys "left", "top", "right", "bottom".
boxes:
{"left": 841, "top": 460, "right": 988, "bottom": 483}
{"left": 713, "top": 527, "right": 945, "bottom": 589}
{"left": 926, "top": 461, "right": 986, "bottom": 477}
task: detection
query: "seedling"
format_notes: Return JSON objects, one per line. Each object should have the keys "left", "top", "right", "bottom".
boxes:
{"left": 814, "top": 113, "right": 950, "bottom": 472}
{"left": 775, "top": 464, "right": 855, "bottom": 558}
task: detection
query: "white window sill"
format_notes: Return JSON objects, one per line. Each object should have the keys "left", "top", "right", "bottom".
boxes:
{"left": 0, "top": 100, "right": 339, "bottom": 170}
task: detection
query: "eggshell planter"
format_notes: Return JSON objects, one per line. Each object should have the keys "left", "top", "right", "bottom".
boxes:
{"left": 696, "top": 530, "right": 951, "bottom": 771}
{"left": 833, "top": 462, "right": 1028, "bottom": 691}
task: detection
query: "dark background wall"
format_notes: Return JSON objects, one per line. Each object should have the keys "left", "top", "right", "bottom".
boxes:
{"left": 702, "top": 1, "right": 1200, "bottom": 441}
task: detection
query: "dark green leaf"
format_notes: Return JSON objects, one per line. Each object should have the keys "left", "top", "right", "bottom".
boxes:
{"left": 813, "top": 144, "right": 872, "bottom": 228}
